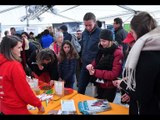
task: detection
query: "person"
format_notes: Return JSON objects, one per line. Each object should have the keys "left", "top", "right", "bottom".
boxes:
{"left": 78, "top": 12, "right": 101, "bottom": 94}
{"left": 113, "top": 17, "right": 128, "bottom": 60}
{"left": 115, "top": 11, "right": 160, "bottom": 115}
{"left": 58, "top": 40, "right": 79, "bottom": 88}
{"left": 10, "top": 27, "right": 16, "bottom": 36}
{"left": 86, "top": 29, "right": 123, "bottom": 102}
{"left": 27, "top": 48, "right": 59, "bottom": 86}
{"left": 29, "top": 32, "right": 36, "bottom": 41}
{"left": 49, "top": 31, "right": 64, "bottom": 61}
{"left": 113, "top": 32, "right": 138, "bottom": 114}
{"left": 20, "top": 32, "right": 37, "bottom": 73}
{"left": 40, "top": 29, "right": 54, "bottom": 48}
{"left": 96, "top": 20, "right": 102, "bottom": 28}
{"left": 0, "top": 36, "right": 45, "bottom": 114}
{"left": 4, "top": 30, "right": 10, "bottom": 37}
{"left": 59, "top": 25, "right": 72, "bottom": 42}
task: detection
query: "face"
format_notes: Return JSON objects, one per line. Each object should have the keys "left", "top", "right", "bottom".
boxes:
{"left": 63, "top": 44, "right": 70, "bottom": 54}
{"left": 113, "top": 21, "right": 120, "bottom": 30}
{"left": 76, "top": 32, "right": 82, "bottom": 39}
{"left": 100, "top": 39, "right": 110, "bottom": 48}
{"left": 130, "top": 28, "right": 137, "bottom": 41}
{"left": 84, "top": 20, "right": 96, "bottom": 32}
{"left": 21, "top": 34, "right": 28, "bottom": 40}
{"left": 56, "top": 36, "right": 63, "bottom": 44}
{"left": 11, "top": 41, "right": 22, "bottom": 57}
{"left": 10, "top": 29, "right": 16, "bottom": 35}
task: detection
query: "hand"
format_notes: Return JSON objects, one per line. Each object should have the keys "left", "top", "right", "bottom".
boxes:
{"left": 88, "top": 69, "right": 95, "bottom": 75}
{"left": 38, "top": 64, "right": 44, "bottom": 70}
{"left": 112, "top": 80, "right": 122, "bottom": 88}
{"left": 121, "top": 93, "right": 130, "bottom": 103}
{"left": 50, "top": 80, "right": 54, "bottom": 86}
{"left": 86, "top": 64, "right": 93, "bottom": 71}
{"left": 38, "top": 105, "right": 45, "bottom": 113}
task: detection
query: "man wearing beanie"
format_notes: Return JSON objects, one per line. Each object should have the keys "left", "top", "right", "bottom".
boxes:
{"left": 86, "top": 29, "right": 123, "bottom": 102}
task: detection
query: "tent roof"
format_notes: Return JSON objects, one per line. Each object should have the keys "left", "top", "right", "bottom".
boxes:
{"left": 1, "top": 5, "right": 160, "bottom": 27}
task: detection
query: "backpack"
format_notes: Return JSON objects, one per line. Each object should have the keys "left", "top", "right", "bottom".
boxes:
{"left": 30, "top": 40, "right": 42, "bottom": 51}
{"left": 71, "top": 34, "right": 81, "bottom": 53}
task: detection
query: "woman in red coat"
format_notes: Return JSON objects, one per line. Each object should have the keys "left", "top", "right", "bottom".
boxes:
{"left": 86, "top": 29, "right": 123, "bottom": 102}
{"left": 0, "top": 36, "right": 45, "bottom": 114}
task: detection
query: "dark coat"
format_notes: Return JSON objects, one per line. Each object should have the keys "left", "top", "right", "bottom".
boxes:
{"left": 81, "top": 26, "right": 101, "bottom": 66}
{"left": 135, "top": 51, "right": 160, "bottom": 114}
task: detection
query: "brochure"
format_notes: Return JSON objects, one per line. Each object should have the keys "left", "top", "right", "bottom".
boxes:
{"left": 61, "top": 99, "right": 76, "bottom": 114}
{"left": 78, "top": 99, "right": 111, "bottom": 114}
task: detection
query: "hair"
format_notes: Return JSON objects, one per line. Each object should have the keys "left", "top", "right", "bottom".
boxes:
{"left": 83, "top": 12, "right": 96, "bottom": 22}
{"left": 10, "top": 27, "right": 15, "bottom": 31}
{"left": 96, "top": 20, "right": 102, "bottom": 28}
{"left": 29, "top": 32, "right": 34, "bottom": 35}
{"left": 0, "top": 35, "right": 22, "bottom": 61}
{"left": 59, "top": 25, "right": 68, "bottom": 32}
{"left": 114, "top": 17, "right": 123, "bottom": 26}
{"left": 59, "top": 40, "right": 79, "bottom": 62}
{"left": 54, "top": 31, "right": 63, "bottom": 40}
{"left": 21, "top": 32, "right": 30, "bottom": 39}
{"left": 43, "top": 29, "right": 50, "bottom": 36}
{"left": 130, "top": 11, "right": 157, "bottom": 39}
{"left": 4, "top": 30, "right": 9, "bottom": 36}
{"left": 36, "top": 48, "right": 55, "bottom": 65}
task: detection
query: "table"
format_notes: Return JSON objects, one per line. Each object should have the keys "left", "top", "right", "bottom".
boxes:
{"left": 54, "top": 93, "right": 129, "bottom": 115}
{"left": 29, "top": 83, "right": 78, "bottom": 114}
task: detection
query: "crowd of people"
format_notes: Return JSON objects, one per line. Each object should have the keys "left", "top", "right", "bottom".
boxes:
{"left": 0, "top": 11, "right": 160, "bottom": 115}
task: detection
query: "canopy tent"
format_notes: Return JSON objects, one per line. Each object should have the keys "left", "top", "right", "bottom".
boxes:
{"left": 0, "top": 5, "right": 160, "bottom": 37}
{"left": 1, "top": 5, "right": 160, "bottom": 26}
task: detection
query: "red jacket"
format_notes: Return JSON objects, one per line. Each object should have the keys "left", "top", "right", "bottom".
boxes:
{"left": 91, "top": 46, "right": 123, "bottom": 88}
{"left": 0, "top": 54, "right": 42, "bottom": 114}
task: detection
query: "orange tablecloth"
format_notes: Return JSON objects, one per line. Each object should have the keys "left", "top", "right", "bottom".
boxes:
{"left": 54, "top": 93, "right": 129, "bottom": 115}
{"left": 29, "top": 82, "right": 78, "bottom": 114}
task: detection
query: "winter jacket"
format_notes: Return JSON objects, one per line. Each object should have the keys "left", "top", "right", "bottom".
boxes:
{"left": 135, "top": 51, "right": 160, "bottom": 114}
{"left": 81, "top": 26, "right": 101, "bottom": 66}
{"left": 91, "top": 44, "right": 123, "bottom": 88}
{"left": 58, "top": 58, "right": 77, "bottom": 84}
{"left": 0, "top": 54, "right": 41, "bottom": 114}
{"left": 40, "top": 34, "right": 54, "bottom": 48}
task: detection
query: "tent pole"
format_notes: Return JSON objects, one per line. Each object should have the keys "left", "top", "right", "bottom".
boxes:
{"left": 26, "top": 6, "right": 29, "bottom": 27}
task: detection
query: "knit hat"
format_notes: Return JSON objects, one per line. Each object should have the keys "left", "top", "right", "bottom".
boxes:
{"left": 59, "top": 25, "right": 68, "bottom": 32}
{"left": 123, "top": 32, "right": 135, "bottom": 44}
{"left": 99, "top": 29, "right": 113, "bottom": 41}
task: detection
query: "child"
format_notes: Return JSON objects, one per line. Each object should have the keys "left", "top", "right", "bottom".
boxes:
{"left": 58, "top": 40, "right": 79, "bottom": 88}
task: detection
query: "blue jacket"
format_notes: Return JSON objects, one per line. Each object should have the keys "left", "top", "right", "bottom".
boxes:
{"left": 58, "top": 58, "right": 77, "bottom": 82}
{"left": 81, "top": 26, "right": 101, "bottom": 66}
{"left": 40, "top": 34, "right": 54, "bottom": 48}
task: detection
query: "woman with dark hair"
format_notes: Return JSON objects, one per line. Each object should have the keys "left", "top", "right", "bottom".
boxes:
{"left": 58, "top": 40, "right": 79, "bottom": 88}
{"left": 116, "top": 11, "right": 160, "bottom": 115}
{"left": 27, "top": 48, "right": 59, "bottom": 86}
{"left": 0, "top": 36, "right": 44, "bottom": 114}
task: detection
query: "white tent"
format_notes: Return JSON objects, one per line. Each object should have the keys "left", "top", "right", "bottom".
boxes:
{"left": 1, "top": 5, "right": 160, "bottom": 25}
{"left": 0, "top": 5, "right": 160, "bottom": 36}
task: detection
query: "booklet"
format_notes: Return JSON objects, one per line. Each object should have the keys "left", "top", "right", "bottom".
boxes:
{"left": 78, "top": 99, "right": 111, "bottom": 114}
{"left": 61, "top": 99, "right": 76, "bottom": 114}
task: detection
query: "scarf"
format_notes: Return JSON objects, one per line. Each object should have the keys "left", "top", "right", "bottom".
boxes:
{"left": 122, "top": 26, "right": 160, "bottom": 91}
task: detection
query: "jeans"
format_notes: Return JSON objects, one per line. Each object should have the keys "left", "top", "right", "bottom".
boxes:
{"left": 78, "top": 65, "right": 91, "bottom": 94}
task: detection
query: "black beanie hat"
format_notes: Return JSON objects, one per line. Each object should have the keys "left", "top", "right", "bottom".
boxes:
{"left": 99, "top": 29, "right": 113, "bottom": 41}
